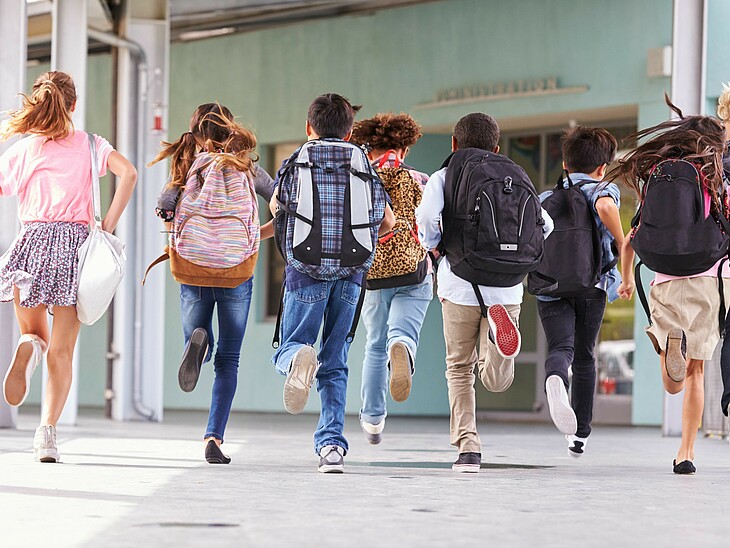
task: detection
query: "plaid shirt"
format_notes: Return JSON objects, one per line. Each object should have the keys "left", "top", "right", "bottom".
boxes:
{"left": 275, "top": 139, "right": 387, "bottom": 283}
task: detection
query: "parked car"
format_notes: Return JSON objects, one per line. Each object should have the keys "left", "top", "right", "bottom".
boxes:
{"left": 596, "top": 339, "right": 634, "bottom": 395}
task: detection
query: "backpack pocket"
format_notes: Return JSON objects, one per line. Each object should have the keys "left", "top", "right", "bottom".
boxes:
{"left": 177, "top": 214, "right": 252, "bottom": 268}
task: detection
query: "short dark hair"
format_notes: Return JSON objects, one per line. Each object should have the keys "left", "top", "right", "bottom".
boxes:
{"left": 561, "top": 126, "right": 618, "bottom": 174}
{"left": 307, "top": 93, "right": 362, "bottom": 139}
{"left": 453, "top": 113, "right": 500, "bottom": 151}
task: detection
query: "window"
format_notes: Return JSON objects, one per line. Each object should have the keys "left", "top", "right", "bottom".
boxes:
{"left": 265, "top": 143, "right": 299, "bottom": 318}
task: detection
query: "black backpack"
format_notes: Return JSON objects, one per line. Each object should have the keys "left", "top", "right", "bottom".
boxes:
{"left": 441, "top": 148, "right": 547, "bottom": 313}
{"left": 632, "top": 159, "right": 730, "bottom": 332}
{"left": 528, "top": 171, "right": 614, "bottom": 297}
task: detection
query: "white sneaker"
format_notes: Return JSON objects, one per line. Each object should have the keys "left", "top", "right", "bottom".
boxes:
{"left": 318, "top": 445, "right": 345, "bottom": 473}
{"left": 566, "top": 435, "right": 588, "bottom": 458}
{"left": 283, "top": 346, "right": 319, "bottom": 415}
{"left": 545, "top": 375, "right": 577, "bottom": 435}
{"left": 360, "top": 418, "right": 385, "bottom": 445}
{"left": 4, "top": 335, "right": 45, "bottom": 407}
{"left": 34, "top": 425, "right": 60, "bottom": 463}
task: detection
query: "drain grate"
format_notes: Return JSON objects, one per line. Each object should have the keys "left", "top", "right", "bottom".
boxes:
{"left": 143, "top": 523, "right": 240, "bottom": 528}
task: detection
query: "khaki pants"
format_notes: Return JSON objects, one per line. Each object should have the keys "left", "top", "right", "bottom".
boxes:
{"left": 442, "top": 299, "right": 520, "bottom": 453}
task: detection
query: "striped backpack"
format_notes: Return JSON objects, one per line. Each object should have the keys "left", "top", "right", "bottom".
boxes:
{"left": 145, "top": 153, "right": 260, "bottom": 288}
{"left": 274, "top": 139, "right": 387, "bottom": 281}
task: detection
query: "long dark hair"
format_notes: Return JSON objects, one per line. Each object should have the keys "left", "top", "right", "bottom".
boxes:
{"left": 149, "top": 103, "right": 258, "bottom": 190}
{"left": 607, "top": 94, "right": 726, "bottom": 200}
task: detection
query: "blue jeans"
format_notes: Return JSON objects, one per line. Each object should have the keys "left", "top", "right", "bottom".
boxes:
{"left": 180, "top": 279, "right": 253, "bottom": 442}
{"left": 272, "top": 279, "right": 361, "bottom": 454}
{"left": 360, "top": 276, "right": 433, "bottom": 425}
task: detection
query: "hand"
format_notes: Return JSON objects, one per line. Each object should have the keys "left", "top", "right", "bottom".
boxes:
{"left": 430, "top": 247, "right": 441, "bottom": 260}
{"left": 618, "top": 280, "right": 634, "bottom": 300}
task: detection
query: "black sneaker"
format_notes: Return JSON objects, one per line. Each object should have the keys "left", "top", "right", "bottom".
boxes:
{"left": 205, "top": 439, "right": 231, "bottom": 464}
{"left": 179, "top": 328, "right": 208, "bottom": 392}
{"left": 566, "top": 435, "right": 587, "bottom": 458}
{"left": 673, "top": 459, "right": 696, "bottom": 475}
{"left": 452, "top": 452, "right": 481, "bottom": 473}
{"left": 318, "top": 445, "right": 345, "bottom": 473}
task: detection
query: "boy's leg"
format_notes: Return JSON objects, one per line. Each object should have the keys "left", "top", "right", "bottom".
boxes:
{"left": 571, "top": 290, "right": 606, "bottom": 439}
{"left": 314, "top": 279, "right": 361, "bottom": 456}
{"left": 360, "top": 287, "right": 394, "bottom": 428}
{"left": 272, "top": 281, "right": 328, "bottom": 415}
{"left": 272, "top": 281, "right": 328, "bottom": 376}
{"left": 478, "top": 304, "right": 520, "bottom": 393}
{"left": 537, "top": 298, "right": 578, "bottom": 435}
{"left": 441, "top": 300, "right": 482, "bottom": 454}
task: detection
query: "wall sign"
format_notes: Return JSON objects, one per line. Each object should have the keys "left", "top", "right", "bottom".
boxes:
{"left": 416, "top": 77, "right": 589, "bottom": 108}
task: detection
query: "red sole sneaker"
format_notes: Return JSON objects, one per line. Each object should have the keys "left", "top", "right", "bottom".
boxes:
{"left": 487, "top": 304, "right": 521, "bottom": 359}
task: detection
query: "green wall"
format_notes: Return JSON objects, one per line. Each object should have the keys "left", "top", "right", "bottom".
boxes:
{"left": 42, "top": 0, "right": 693, "bottom": 423}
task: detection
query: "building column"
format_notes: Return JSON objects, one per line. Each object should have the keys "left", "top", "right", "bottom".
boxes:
{"left": 111, "top": 0, "right": 169, "bottom": 421}
{"left": 0, "top": 0, "right": 27, "bottom": 429}
{"left": 661, "top": 0, "right": 708, "bottom": 436}
{"left": 46, "top": 0, "right": 89, "bottom": 426}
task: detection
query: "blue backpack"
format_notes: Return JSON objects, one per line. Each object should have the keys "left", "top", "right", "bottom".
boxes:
{"left": 274, "top": 139, "right": 387, "bottom": 281}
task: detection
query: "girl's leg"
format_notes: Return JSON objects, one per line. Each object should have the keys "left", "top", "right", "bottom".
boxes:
{"left": 677, "top": 359, "right": 704, "bottom": 462}
{"left": 204, "top": 281, "right": 252, "bottom": 446}
{"left": 13, "top": 287, "right": 50, "bottom": 343}
{"left": 41, "top": 306, "right": 81, "bottom": 426}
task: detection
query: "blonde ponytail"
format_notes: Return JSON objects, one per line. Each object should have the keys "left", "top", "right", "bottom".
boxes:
{"left": 718, "top": 82, "right": 730, "bottom": 123}
{"left": 1, "top": 71, "right": 76, "bottom": 141}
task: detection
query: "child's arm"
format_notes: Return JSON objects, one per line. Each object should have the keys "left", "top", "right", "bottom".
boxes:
{"left": 103, "top": 151, "right": 137, "bottom": 233}
{"left": 595, "top": 196, "right": 634, "bottom": 299}
{"left": 379, "top": 203, "right": 395, "bottom": 236}
{"left": 260, "top": 219, "right": 274, "bottom": 240}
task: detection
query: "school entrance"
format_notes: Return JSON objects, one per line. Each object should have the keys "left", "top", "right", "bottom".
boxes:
{"left": 446, "top": 119, "right": 637, "bottom": 424}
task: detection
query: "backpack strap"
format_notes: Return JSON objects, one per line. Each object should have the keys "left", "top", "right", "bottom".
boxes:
{"left": 346, "top": 279, "right": 367, "bottom": 343}
{"left": 634, "top": 260, "right": 652, "bottom": 326}
{"left": 141, "top": 251, "right": 170, "bottom": 286}
{"left": 718, "top": 255, "right": 729, "bottom": 337}
{"left": 272, "top": 269, "right": 287, "bottom": 349}
{"left": 472, "top": 283, "right": 489, "bottom": 318}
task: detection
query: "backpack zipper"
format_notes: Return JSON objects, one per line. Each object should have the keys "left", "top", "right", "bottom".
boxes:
{"left": 518, "top": 194, "right": 533, "bottom": 238}
{"left": 481, "top": 190, "right": 499, "bottom": 239}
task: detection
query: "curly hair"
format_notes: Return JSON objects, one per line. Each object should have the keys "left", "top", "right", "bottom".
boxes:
{"left": 607, "top": 94, "right": 726, "bottom": 199}
{"left": 718, "top": 82, "right": 730, "bottom": 122}
{"left": 350, "top": 112, "right": 423, "bottom": 151}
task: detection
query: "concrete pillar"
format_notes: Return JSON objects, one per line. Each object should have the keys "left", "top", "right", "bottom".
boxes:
{"left": 663, "top": 0, "right": 708, "bottom": 436}
{"left": 47, "top": 0, "right": 88, "bottom": 426}
{"left": 111, "top": 0, "right": 168, "bottom": 421}
{"left": 0, "top": 0, "right": 27, "bottom": 429}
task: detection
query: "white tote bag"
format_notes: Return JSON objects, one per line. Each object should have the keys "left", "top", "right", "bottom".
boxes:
{"left": 76, "top": 132, "right": 126, "bottom": 325}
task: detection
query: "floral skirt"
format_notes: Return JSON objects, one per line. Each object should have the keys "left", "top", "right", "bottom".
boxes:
{"left": 0, "top": 221, "right": 89, "bottom": 310}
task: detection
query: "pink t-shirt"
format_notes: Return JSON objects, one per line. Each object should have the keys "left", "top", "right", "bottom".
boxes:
{"left": 654, "top": 188, "right": 730, "bottom": 284}
{"left": 0, "top": 131, "right": 114, "bottom": 224}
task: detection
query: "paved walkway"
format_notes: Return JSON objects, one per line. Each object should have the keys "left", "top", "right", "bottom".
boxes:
{"left": 1, "top": 409, "right": 730, "bottom": 547}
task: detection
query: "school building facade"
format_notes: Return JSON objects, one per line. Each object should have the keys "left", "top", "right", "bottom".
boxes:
{"left": 20, "top": 0, "right": 730, "bottom": 428}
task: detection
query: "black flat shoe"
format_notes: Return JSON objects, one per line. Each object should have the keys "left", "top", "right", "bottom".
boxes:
{"left": 179, "top": 328, "right": 208, "bottom": 392}
{"left": 673, "top": 459, "right": 696, "bottom": 475}
{"left": 205, "top": 440, "right": 231, "bottom": 464}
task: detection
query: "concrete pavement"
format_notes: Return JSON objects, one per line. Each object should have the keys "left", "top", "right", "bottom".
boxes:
{"left": 1, "top": 408, "right": 730, "bottom": 547}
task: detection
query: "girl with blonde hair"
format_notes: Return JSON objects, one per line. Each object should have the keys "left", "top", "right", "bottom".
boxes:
{"left": 0, "top": 70, "right": 137, "bottom": 462}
